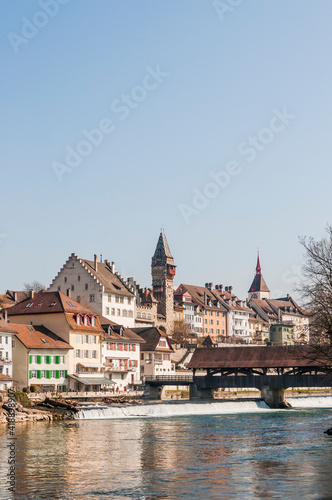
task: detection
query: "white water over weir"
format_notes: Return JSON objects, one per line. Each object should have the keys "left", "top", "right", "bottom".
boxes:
{"left": 74, "top": 400, "right": 270, "bottom": 420}
{"left": 286, "top": 396, "right": 332, "bottom": 408}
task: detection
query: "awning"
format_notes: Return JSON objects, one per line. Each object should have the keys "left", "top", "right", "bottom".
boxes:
{"left": 69, "top": 375, "right": 115, "bottom": 385}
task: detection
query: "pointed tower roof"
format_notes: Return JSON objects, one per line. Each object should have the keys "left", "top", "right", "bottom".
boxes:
{"left": 248, "top": 252, "right": 269, "bottom": 293}
{"left": 152, "top": 232, "right": 173, "bottom": 267}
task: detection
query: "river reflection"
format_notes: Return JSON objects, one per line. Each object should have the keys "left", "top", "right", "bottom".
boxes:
{"left": 0, "top": 410, "right": 332, "bottom": 499}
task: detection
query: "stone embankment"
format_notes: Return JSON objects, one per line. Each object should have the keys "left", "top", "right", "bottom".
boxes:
{"left": 0, "top": 399, "right": 74, "bottom": 424}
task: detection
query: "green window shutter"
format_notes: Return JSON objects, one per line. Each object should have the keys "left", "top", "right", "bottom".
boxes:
{"left": 46, "top": 355, "right": 52, "bottom": 364}
{"left": 30, "top": 355, "right": 32, "bottom": 363}
{"left": 29, "top": 370, "right": 32, "bottom": 379}
{"left": 64, "top": 370, "right": 68, "bottom": 379}
{"left": 37, "top": 355, "right": 42, "bottom": 364}
{"left": 46, "top": 370, "right": 51, "bottom": 379}
{"left": 56, "top": 370, "right": 61, "bottom": 379}
{"left": 62, "top": 385, "right": 66, "bottom": 392}
{"left": 37, "top": 370, "right": 42, "bottom": 379}
{"left": 55, "top": 356, "right": 61, "bottom": 364}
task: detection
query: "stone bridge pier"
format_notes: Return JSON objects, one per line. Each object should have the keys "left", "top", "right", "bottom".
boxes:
{"left": 260, "top": 386, "right": 287, "bottom": 408}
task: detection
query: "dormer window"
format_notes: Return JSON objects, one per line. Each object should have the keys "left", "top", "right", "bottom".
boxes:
{"left": 84, "top": 316, "right": 89, "bottom": 326}
{"left": 77, "top": 315, "right": 82, "bottom": 325}
{"left": 91, "top": 317, "right": 96, "bottom": 327}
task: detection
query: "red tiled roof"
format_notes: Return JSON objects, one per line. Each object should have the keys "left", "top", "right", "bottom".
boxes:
{"left": 0, "top": 373, "right": 15, "bottom": 382}
{"left": 11, "top": 324, "right": 73, "bottom": 350}
{"left": 7, "top": 291, "right": 95, "bottom": 316}
{"left": 131, "top": 327, "right": 173, "bottom": 352}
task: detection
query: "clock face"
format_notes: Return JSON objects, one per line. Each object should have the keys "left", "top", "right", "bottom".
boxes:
{"left": 252, "top": 294, "right": 257, "bottom": 299}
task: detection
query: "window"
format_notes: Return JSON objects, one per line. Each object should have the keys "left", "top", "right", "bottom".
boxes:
{"left": 78, "top": 275, "right": 80, "bottom": 281}
{"left": 106, "top": 307, "right": 110, "bottom": 315}
{"left": 117, "top": 309, "right": 121, "bottom": 316}
{"left": 127, "top": 297, "right": 132, "bottom": 305}
{"left": 119, "top": 297, "right": 124, "bottom": 304}
{"left": 90, "top": 294, "right": 95, "bottom": 302}
{"left": 76, "top": 334, "right": 81, "bottom": 344}
{"left": 128, "top": 310, "right": 133, "bottom": 318}
{"left": 57, "top": 286, "right": 61, "bottom": 291}
{"left": 115, "top": 296, "right": 119, "bottom": 303}
{"left": 204, "top": 319, "right": 207, "bottom": 324}
{"left": 31, "top": 370, "right": 37, "bottom": 378}
{"left": 71, "top": 285, "right": 74, "bottom": 291}
{"left": 137, "top": 312, "right": 141, "bottom": 318}
{"left": 90, "top": 335, "right": 96, "bottom": 344}
{"left": 84, "top": 317, "right": 89, "bottom": 326}
{"left": 85, "top": 283, "right": 88, "bottom": 290}
{"left": 75, "top": 349, "right": 80, "bottom": 358}
{"left": 111, "top": 308, "right": 115, "bottom": 315}
{"left": 64, "top": 277, "right": 67, "bottom": 283}
{"left": 209, "top": 320, "right": 213, "bottom": 325}
{"left": 122, "top": 310, "right": 128, "bottom": 317}
{"left": 141, "top": 353, "right": 144, "bottom": 360}
{"left": 84, "top": 350, "right": 89, "bottom": 358}
{"left": 92, "top": 317, "right": 96, "bottom": 326}
{"left": 92, "top": 351, "right": 97, "bottom": 359}
{"left": 76, "top": 296, "right": 81, "bottom": 303}
{"left": 60, "top": 370, "right": 66, "bottom": 377}
{"left": 108, "top": 294, "right": 112, "bottom": 302}
{"left": 5, "top": 336, "right": 8, "bottom": 344}
{"left": 77, "top": 316, "right": 81, "bottom": 326}
{"left": 84, "top": 335, "right": 89, "bottom": 343}
{"left": 12, "top": 339, "right": 15, "bottom": 348}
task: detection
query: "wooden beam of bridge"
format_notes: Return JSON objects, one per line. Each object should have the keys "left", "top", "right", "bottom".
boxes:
{"left": 194, "top": 373, "right": 332, "bottom": 390}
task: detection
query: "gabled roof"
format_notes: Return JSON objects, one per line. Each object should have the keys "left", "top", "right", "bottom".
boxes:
{"left": 99, "top": 317, "right": 145, "bottom": 343}
{"left": 151, "top": 232, "right": 174, "bottom": 267}
{"left": 80, "top": 259, "right": 134, "bottom": 297}
{"left": 11, "top": 324, "right": 73, "bottom": 350}
{"left": 7, "top": 291, "right": 94, "bottom": 316}
{"left": 175, "top": 284, "right": 228, "bottom": 312}
{"left": 187, "top": 346, "right": 329, "bottom": 370}
{"left": 131, "top": 327, "right": 173, "bottom": 352}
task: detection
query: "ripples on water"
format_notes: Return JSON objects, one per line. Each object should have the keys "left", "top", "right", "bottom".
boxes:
{"left": 1, "top": 407, "right": 332, "bottom": 499}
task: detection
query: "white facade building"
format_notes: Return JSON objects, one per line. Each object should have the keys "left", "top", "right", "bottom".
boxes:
{"left": 48, "top": 253, "right": 136, "bottom": 328}
{"left": 0, "top": 322, "right": 15, "bottom": 390}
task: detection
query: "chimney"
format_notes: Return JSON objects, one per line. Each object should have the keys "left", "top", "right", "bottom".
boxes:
{"left": 13, "top": 291, "right": 17, "bottom": 302}
{"left": 228, "top": 286, "right": 233, "bottom": 294}
{"left": 215, "top": 284, "right": 223, "bottom": 292}
{"left": 203, "top": 291, "right": 207, "bottom": 305}
{"left": 287, "top": 294, "right": 290, "bottom": 299}
{"left": 29, "top": 290, "right": 35, "bottom": 299}
{"left": 4, "top": 309, "right": 8, "bottom": 322}
{"left": 67, "top": 289, "right": 71, "bottom": 298}
{"left": 94, "top": 254, "right": 98, "bottom": 271}
{"left": 111, "top": 261, "right": 115, "bottom": 273}
{"left": 205, "top": 283, "right": 212, "bottom": 291}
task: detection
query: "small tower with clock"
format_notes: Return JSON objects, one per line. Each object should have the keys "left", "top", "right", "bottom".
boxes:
{"left": 248, "top": 252, "right": 270, "bottom": 300}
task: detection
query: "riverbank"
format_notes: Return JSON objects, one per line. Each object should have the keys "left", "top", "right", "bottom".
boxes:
{"left": 1, "top": 388, "right": 331, "bottom": 424}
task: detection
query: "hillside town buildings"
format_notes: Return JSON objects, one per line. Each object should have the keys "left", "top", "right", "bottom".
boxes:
{"left": 0, "top": 232, "right": 312, "bottom": 394}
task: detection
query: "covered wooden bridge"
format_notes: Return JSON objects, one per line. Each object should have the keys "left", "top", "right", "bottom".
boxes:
{"left": 187, "top": 345, "right": 332, "bottom": 406}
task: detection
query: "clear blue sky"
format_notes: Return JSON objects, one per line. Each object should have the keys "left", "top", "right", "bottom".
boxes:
{"left": 1, "top": 0, "right": 331, "bottom": 300}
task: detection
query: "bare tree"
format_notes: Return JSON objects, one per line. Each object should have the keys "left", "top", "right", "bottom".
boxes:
{"left": 23, "top": 281, "right": 45, "bottom": 293}
{"left": 297, "top": 225, "right": 332, "bottom": 368}
{"left": 171, "top": 320, "right": 197, "bottom": 346}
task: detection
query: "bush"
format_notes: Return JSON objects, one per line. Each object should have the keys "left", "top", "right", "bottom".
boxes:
{"left": 22, "top": 387, "right": 29, "bottom": 393}
{"left": 15, "top": 392, "right": 31, "bottom": 408}
{"left": 30, "top": 385, "right": 36, "bottom": 393}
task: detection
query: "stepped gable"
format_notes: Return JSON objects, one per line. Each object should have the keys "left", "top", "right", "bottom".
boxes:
{"left": 131, "top": 327, "right": 173, "bottom": 352}
{"left": 151, "top": 232, "right": 173, "bottom": 267}
{"left": 11, "top": 323, "right": 73, "bottom": 350}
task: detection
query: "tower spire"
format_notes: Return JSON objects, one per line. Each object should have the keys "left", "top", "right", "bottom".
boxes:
{"left": 248, "top": 251, "right": 270, "bottom": 300}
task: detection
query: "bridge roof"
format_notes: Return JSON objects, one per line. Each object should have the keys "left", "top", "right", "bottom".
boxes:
{"left": 187, "top": 346, "right": 329, "bottom": 369}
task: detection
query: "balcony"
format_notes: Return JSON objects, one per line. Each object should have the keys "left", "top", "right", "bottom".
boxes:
{"left": 0, "top": 358, "right": 12, "bottom": 364}
{"left": 104, "top": 363, "right": 128, "bottom": 372}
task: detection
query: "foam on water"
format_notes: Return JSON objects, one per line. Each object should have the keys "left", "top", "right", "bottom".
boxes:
{"left": 286, "top": 396, "right": 332, "bottom": 409}
{"left": 74, "top": 400, "right": 270, "bottom": 420}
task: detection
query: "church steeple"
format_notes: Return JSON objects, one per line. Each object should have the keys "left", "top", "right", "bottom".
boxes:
{"left": 248, "top": 251, "right": 270, "bottom": 300}
{"left": 151, "top": 232, "right": 176, "bottom": 333}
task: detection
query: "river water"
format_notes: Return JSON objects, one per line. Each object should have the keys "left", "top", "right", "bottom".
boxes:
{"left": 1, "top": 397, "right": 332, "bottom": 500}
